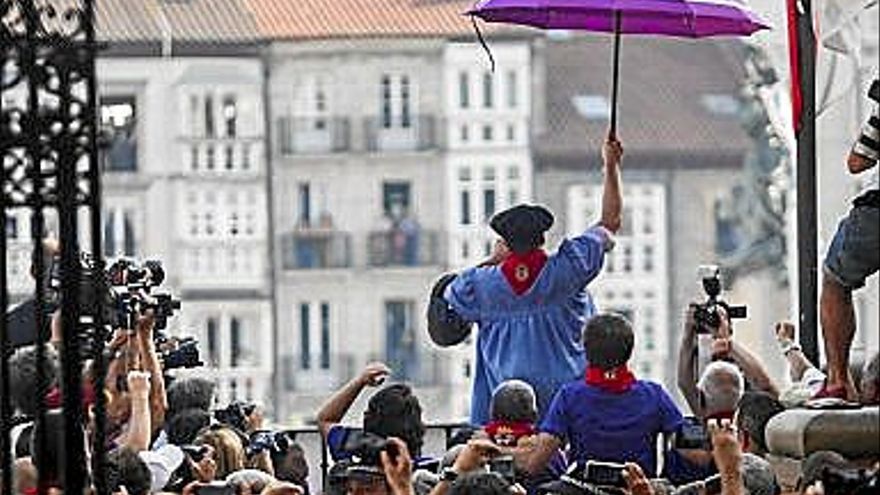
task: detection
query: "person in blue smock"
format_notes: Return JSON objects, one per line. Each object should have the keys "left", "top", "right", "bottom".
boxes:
{"left": 429, "top": 136, "right": 624, "bottom": 425}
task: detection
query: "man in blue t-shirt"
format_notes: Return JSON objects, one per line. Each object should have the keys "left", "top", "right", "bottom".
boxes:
{"left": 514, "top": 313, "right": 683, "bottom": 477}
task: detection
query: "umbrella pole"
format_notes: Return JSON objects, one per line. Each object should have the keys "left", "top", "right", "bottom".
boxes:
{"left": 609, "top": 11, "right": 622, "bottom": 139}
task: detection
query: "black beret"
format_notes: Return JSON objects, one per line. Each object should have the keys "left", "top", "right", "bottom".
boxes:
{"left": 489, "top": 204, "right": 554, "bottom": 254}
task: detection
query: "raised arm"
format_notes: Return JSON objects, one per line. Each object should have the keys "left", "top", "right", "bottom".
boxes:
{"left": 677, "top": 305, "right": 703, "bottom": 417}
{"left": 599, "top": 135, "right": 624, "bottom": 233}
{"left": 316, "top": 362, "right": 390, "bottom": 438}
{"left": 135, "top": 311, "right": 167, "bottom": 434}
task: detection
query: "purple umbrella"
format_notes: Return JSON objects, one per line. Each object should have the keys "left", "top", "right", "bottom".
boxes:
{"left": 468, "top": 0, "right": 769, "bottom": 136}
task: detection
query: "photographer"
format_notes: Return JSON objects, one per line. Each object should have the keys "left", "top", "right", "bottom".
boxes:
{"left": 677, "top": 304, "right": 778, "bottom": 420}
{"left": 317, "top": 363, "right": 426, "bottom": 465}
{"left": 817, "top": 79, "right": 879, "bottom": 401}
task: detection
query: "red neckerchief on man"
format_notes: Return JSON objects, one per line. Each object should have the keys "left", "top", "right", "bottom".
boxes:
{"left": 484, "top": 420, "right": 536, "bottom": 447}
{"left": 585, "top": 365, "right": 637, "bottom": 393}
{"left": 500, "top": 250, "right": 548, "bottom": 295}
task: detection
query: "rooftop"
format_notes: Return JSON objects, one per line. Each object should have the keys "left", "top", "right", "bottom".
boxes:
{"left": 537, "top": 34, "right": 752, "bottom": 169}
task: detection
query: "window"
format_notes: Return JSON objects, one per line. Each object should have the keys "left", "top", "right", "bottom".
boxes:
{"left": 643, "top": 245, "right": 654, "bottom": 272}
{"left": 460, "top": 125, "right": 469, "bottom": 142}
{"left": 207, "top": 318, "right": 219, "bottom": 367}
{"left": 5, "top": 215, "right": 17, "bottom": 239}
{"left": 123, "top": 212, "right": 135, "bottom": 256}
{"left": 206, "top": 145, "right": 215, "bottom": 170}
{"left": 459, "top": 71, "right": 470, "bottom": 109}
{"left": 620, "top": 207, "right": 634, "bottom": 236}
{"left": 400, "top": 76, "right": 411, "bottom": 128}
{"left": 204, "top": 94, "right": 215, "bottom": 138}
{"left": 506, "top": 70, "right": 517, "bottom": 108}
{"left": 299, "top": 304, "right": 310, "bottom": 370}
{"left": 242, "top": 143, "right": 251, "bottom": 170}
{"left": 103, "top": 209, "right": 136, "bottom": 256}
{"left": 383, "top": 182, "right": 411, "bottom": 219}
{"left": 99, "top": 96, "right": 137, "bottom": 172}
{"left": 483, "top": 188, "right": 496, "bottom": 221}
{"left": 222, "top": 95, "right": 237, "bottom": 138}
{"left": 380, "top": 74, "right": 414, "bottom": 129}
{"left": 506, "top": 124, "right": 515, "bottom": 141}
{"left": 314, "top": 80, "right": 327, "bottom": 130}
{"left": 189, "top": 94, "right": 200, "bottom": 135}
{"left": 482, "top": 125, "right": 493, "bottom": 141}
{"left": 385, "top": 301, "right": 417, "bottom": 381}
{"left": 230, "top": 317, "right": 241, "bottom": 367}
{"left": 297, "top": 183, "right": 311, "bottom": 227}
{"left": 381, "top": 75, "right": 392, "bottom": 129}
{"left": 190, "top": 145, "right": 199, "bottom": 170}
{"left": 103, "top": 210, "right": 116, "bottom": 256}
{"left": 224, "top": 145, "right": 234, "bottom": 170}
{"left": 460, "top": 191, "right": 472, "bottom": 225}
{"left": 482, "top": 72, "right": 493, "bottom": 108}
{"left": 320, "top": 303, "right": 330, "bottom": 370}
{"left": 458, "top": 167, "right": 472, "bottom": 182}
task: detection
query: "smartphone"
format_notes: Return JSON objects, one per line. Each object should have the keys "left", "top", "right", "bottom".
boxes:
{"left": 193, "top": 482, "right": 234, "bottom": 495}
{"left": 584, "top": 460, "right": 627, "bottom": 488}
{"left": 488, "top": 456, "right": 516, "bottom": 483}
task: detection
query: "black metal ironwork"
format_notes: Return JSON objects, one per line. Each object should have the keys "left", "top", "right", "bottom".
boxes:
{"left": 2, "top": 1, "right": 105, "bottom": 495}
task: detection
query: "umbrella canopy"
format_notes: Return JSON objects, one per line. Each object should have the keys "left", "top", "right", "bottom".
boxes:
{"left": 468, "top": 0, "right": 769, "bottom": 135}
{"left": 468, "top": 0, "right": 769, "bottom": 37}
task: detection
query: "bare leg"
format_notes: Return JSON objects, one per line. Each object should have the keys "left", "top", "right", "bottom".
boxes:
{"left": 819, "top": 276, "right": 857, "bottom": 398}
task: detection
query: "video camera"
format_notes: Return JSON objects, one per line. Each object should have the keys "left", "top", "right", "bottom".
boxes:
{"left": 693, "top": 265, "right": 746, "bottom": 333}
{"left": 340, "top": 430, "right": 400, "bottom": 467}
{"left": 214, "top": 401, "right": 258, "bottom": 434}
{"left": 246, "top": 430, "right": 295, "bottom": 458}
{"left": 821, "top": 466, "right": 879, "bottom": 495}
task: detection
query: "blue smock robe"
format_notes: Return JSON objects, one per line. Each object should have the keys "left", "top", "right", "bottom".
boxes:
{"left": 444, "top": 226, "right": 613, "bottom": 425}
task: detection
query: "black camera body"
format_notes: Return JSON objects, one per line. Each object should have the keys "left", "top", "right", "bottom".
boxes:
{"left": 214, "top": 401, "right": 257, "bottom": 433}
{"left": 488, "top": 456, "right": 517, "bottom": 484}
{"left": 246, "top": 430, "right": 294, "bottom": 458}
{"left": 694, "top": 265, "right": 746, "bottom": 333}
{"left": 821, "top": 466, "right": 879, "bottom": 495}
{"left": 673, "top": 416, "right": 710, "bottom": 450}
{"left": 50, "top": 254, "right": 185, "bottom": 359}
{"left": 340, "top": 430, "right": 400, "bottom": 467}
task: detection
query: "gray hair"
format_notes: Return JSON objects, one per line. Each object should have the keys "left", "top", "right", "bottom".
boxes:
{"left": 490, "top": 379, "right": 538, "bottom": 423}
{"left": 225, "top": 469, "right": 274, "bottom": 494}
{"left": 698, "top": 361, "right": 745, "bottom": 416}
{"left": 741, "top": 453, "right": 778, "bottom": 495}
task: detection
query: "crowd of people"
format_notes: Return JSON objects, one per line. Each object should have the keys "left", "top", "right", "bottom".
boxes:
{"left": 2, "top": 81, "right": 877, "bottom": 495}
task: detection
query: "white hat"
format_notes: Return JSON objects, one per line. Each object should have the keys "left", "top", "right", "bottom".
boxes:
{"left": 140, "top": 444, "right": 185, "bottom": 492}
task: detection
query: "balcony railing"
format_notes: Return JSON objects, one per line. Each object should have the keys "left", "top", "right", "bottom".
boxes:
{"left": 180, "top": 137, "right": 262, "bottom": 173}
{"left": 277, "top": 117, "right": 351, "bottom": 155}
{"left": 367, "top": 228, "right": 441, "bottom": 267}
{"left": 281, "top": 229, "right": 352, "bottom": 270}
{"left": 364, "top": 115, "right": 437, "bottom": 152}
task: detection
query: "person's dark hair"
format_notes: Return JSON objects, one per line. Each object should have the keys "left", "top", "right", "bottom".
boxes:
{"left": 30, "top": 410, "right": 67, "bottom": 487}
{"left": 107, "top": 448, "right": 152, "bottom": 495}
{"left": 165, "top": 407, "right": 212, "bottom": 446}
{"left": 799, "top": 450, "right": 850, "bottom": 492}
{"left": 9, "top": 345, "right": 60, "bottom": 416}
{"left": 490, "top": 380, "right": 538, "bottom": 424}
{"left": 736, "top": 391, "right": 785, "bottom": 454}
{"left": 363, "top": 383, "right": 425, "bottom": 458}
{"left": 271, "top": 442, "right": 310, "bottom": 493}
{"left": 449, "top": 472, "right": 512, "bottom": 495}
{"left": 583, "top": 313, "right": 634, "bottom": 370}
{"left": 166, "top": 377, "right": 216, "bottom": 419}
